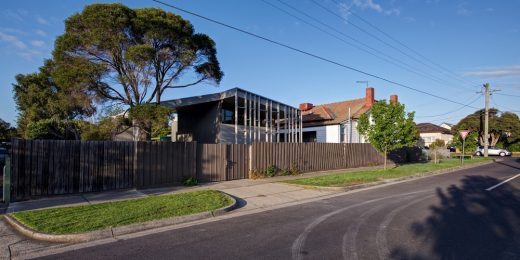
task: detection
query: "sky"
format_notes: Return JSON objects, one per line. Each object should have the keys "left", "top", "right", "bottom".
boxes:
{"left": 1, "top": 0, "right": 519, "bottom": 127}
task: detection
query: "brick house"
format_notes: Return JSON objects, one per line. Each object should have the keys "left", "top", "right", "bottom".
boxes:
{"left": 300, "top": 87, "right": 398, "bottom": 143}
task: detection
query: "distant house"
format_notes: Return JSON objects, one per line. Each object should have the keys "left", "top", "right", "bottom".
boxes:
{"left": 440, "top": 122, "right": 453, "bottom": 130}
{"left": 417, "top": 123, "right": 453, "bottom": 147}
{"left": 300, "top": 87, "right": 399, "bottom": 143}
{"left": 161, "top": 88, "right": 302, "bottom": 144}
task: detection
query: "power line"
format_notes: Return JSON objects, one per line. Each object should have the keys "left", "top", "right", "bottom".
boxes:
{"left": 152, "top": 0, "right": 480, "bottom": 109}
{"left": 491, "top": 95, "right": 520, "bottom": 112}
{"left": 415, "top": 93, "right": 482, "bottom": 118}
{"left": 313, "top": 0, "right": 480, "bottom": 90}
{"left": 264, "top": 0, "right": 468, "bottom": 91}
{"left": 495, "top": 92, "right": 520, "bottom": 98}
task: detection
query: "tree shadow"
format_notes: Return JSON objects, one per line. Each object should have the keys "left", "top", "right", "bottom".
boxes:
{"left": 391, "top": 175, "right": 520, "bottom": 260}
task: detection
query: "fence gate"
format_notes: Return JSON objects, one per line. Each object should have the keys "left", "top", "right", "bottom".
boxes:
{"left": 196, "top": 144, "right": 249, "bottom": 182}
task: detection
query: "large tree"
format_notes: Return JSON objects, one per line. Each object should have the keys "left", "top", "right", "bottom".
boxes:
{"left": 52, "top": 4, "right": 223, "bottom": 140}
{"left": 452, "top": 108, "right": 520, "bottom": 147}
{"left": 13, "top": 60, "right": 96, "bottom": 138}
{"left": 358, "top": 100, "right": 418, "bottom": 170}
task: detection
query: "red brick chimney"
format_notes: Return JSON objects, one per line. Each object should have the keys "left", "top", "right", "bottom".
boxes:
{"left": 390, "top": 95, "right": 398, "bottom": 104}
{"left": 365, "top": 87, "right": 375, "bottom": 107}
{"left": 299, "top": 103, "right": 314, "bottom": 111}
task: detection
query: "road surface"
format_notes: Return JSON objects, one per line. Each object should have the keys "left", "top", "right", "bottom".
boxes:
{"left": 41, "top": 158, "right": 520, "bottom": 260}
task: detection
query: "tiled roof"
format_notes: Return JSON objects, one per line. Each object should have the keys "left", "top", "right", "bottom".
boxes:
{"left": 302, "top": 98, "right": 369, "bottom": 127}
{"left": 417, "top": 123, "right": 452, "bottom": 134}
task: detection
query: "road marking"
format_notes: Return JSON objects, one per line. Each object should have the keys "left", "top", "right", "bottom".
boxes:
{"left": 485, "top": 173, "right": 520, "bottom": 191}
{"left": 291, "top": 189, "right": 431, "bottom": 260}
{"left": 375, "top": 195, "right": 434, "bottom": 260}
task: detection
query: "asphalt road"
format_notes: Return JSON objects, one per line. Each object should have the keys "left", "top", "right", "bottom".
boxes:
{"left": 41, "top": 158, "right": 520, "bottom": 260}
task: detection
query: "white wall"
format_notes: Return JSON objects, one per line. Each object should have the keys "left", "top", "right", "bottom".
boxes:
{"left": 302, "top": 125, "right": 340, "bottom": 143}
{"left": 419, "top": 133, "right": 453, "bottom": 147}
{"left": 302, "top": 123, "right": 367, "bottom": 143}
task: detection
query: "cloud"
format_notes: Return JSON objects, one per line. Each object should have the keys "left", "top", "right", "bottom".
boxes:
{"left": 36, "top": 17, "right": 50, "bottom": 25}
{"left": 351, "top": 0, "right": 401, "bottom": 16}
{"left": 404, "top": 16, "right": 416, "bottom": 23}
{"left": 337, "top": 0, "right": 401, "bottom": 20}
{"left": 35, "top": 29, "right": 47, "bottom": 37}
{"left": 456, "top": 2, "right": 471, "bottom": 16}
{"left": 30, "top": 40, "right": 45, "bottom": 47}
{"left": 1, "top": 9, "right": 27, "bottom": 22}
{"left": 17, "top": 49, "right": 43, "bottom": 60}
{"left": 464, "top": 65, "right": 520, "bottom": 78}
{"left": 0, "top": 31, "right": 27, "bottom": 49}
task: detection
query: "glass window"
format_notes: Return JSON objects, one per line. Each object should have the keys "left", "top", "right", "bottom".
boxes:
{"left": 221, "top": 109, "right": 234, "bottom": 124}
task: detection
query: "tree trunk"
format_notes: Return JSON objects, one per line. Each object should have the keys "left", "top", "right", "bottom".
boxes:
{"left": 384, "top": 147, "right": 387, "bottom": 170}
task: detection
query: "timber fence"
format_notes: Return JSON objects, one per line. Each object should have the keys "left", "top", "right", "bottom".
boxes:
{"left": 7, "top": 139, "right": 384, "bottom": 201}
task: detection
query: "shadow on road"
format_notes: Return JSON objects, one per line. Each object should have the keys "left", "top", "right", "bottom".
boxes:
{"left": 495, "top": 157, "right": 520, "bottom": 171}
{"left": 391, "top": 175, "right": 520, "bottom": 260}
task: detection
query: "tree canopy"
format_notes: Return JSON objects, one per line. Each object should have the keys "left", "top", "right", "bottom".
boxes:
{"left": 53, "top": 3, "right": 223, "bottom": 107}
{"left": 12, "top": 3, "right": 222, "bottom": 141}
{"left": 358, "top": 100, "right": 418, "bottom": 169}
{"left": 0, "top": 119, "right": 17, "bottom": 141}
{"left": 452, "top": 108, "right": 520, "bottom": 148}
{"left": 13, "top": 60, "right": 96, "bottom": 138}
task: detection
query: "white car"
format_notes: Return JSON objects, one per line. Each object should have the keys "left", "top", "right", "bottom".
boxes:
{"left": 474, "top": 146, "right": 512, "bottom": 157}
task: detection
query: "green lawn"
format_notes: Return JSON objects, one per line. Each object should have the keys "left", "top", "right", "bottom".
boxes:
{"left": 11, "top": 190, "right": 232, "bottom": 235}
{"left": 285, "top": 158, "right": 491, "bottom": 187}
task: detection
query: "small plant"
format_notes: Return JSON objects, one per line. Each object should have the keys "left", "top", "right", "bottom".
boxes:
{"left": 182, "top": 176, "right": 198, "bottom": 186}
{"left": 250, "top": 169, "right": 265, "bottom": 179}
{"left": 266, "top": 164, "right": 276, "bottom": 177}
{"left": 290, "top": 162, "right": 302, "bottom": 175}
{"left": 280, "top": 168, "right": 291, "bottom": 176}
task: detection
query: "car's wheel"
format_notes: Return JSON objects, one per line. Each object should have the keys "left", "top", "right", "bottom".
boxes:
{"left": 499, "top": 152, "right": 505, "bottom": 157}
{"left": 476, "top": 151, "right": 482, "bottom": 156}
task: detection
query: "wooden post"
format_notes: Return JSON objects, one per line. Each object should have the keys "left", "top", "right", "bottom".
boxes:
{"left": 2, "top": 156, "right": 11, "bottom": 203}
{"left": 299, "top": 109, "right": 303, "bottom": 143}
{"left": 244, "top": 92, "right": 248, "bottom": 144}
{"left": 265, "top": 99, "right": 268, "bottom": 142}
{"left": 253, "top": 95, "right": 256, "bottom": 143}
{"left": 276, "top": 103, "right": 280, "bottom": 143}
{"left": 284, "top": 106, "right": 287, "bottom": 143}
{"left": 257, "top": 96, "right": 261, "bottom": 142}
{"left": 234, "top": 90, "right": 238, "bottom": 144}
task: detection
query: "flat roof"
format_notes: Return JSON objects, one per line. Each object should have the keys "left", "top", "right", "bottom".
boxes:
{"left": 161, "top": 87, "right": 298, "bottom": 110}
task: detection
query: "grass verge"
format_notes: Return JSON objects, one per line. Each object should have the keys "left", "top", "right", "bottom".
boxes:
{"left": 285, "top": 158, "right": 492, "bottom": 187}
{"left": 11, "top": 190, "right": 232, "bottom": 235}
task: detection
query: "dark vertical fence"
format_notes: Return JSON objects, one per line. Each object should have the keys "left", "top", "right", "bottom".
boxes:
{"left": 10, "top": 139, "right": 135, "bottom": 201}
{"left": 9, "top": 140, "right": 386, "bottom": 201}
{"left": 251, "top": 143, "right": 384, "bottom": 173}
{"left": 136, "top": 142, "right": 196, "bottom": 188}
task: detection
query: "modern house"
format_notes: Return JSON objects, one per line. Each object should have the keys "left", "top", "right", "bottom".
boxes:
{"left": 300, "top": 87, "right": 398, "bottom": 143}
{"left": 161, "top": 88, "right": 302, "bottom": 144}
{"left": 417, "top": 123, "right": 453, "bottom": 147}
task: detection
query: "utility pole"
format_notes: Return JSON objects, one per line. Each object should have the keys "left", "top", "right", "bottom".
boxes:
{"left": 483, "top": 83, "right": 490, "bottom": 157}
{"left": 478, "top": 83, "right": 499, "bottom": 158}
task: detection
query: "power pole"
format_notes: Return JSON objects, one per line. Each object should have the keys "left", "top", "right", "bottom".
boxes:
{"left": 478, "top": 83, "right": 499, "bottom": 157}
{"left": 483, "top": 83, "right": 490, "bottom": 157}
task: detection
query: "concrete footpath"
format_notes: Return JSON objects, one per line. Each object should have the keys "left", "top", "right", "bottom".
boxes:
{"left": 0, "top": 160, "right": 494, "bottom": 259}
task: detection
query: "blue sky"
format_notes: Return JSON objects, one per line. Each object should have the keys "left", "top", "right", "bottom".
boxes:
{"left": 1, "top": 0, "right": 519, "bottom": 126}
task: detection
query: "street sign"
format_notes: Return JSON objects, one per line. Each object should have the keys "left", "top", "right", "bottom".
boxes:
{"left": 459, "top": 130, "right": 470, "bottom": 140}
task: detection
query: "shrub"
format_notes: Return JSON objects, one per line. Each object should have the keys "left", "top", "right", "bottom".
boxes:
{"left": 265, "top": 164, "right": 276, "bottom": 178}
{"left": 182, "top": 176, "right": 198, "bottom": 186}
{"left": 250, "top": 169, "right": 265, "bottom": 179}
{"left": 290, "top": 162, "right": 302, "bottom": 175}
